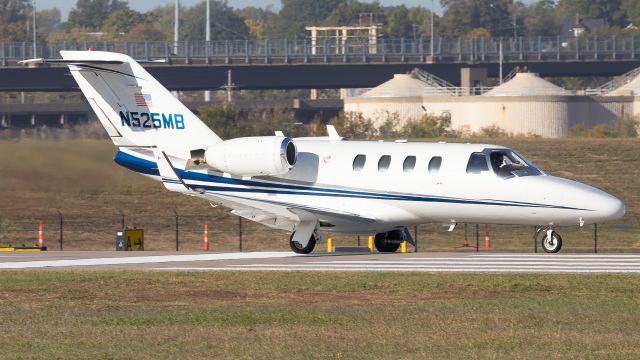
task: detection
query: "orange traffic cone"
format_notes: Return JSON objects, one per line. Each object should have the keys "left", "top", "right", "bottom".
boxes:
{"left": 203, "top": 221, "right": 209, "bottom": 251}
{"left": 38, "top": 221, "right": 45, "bottom": 249}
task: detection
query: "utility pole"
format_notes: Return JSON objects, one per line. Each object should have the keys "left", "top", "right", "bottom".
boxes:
{"left": 174, "top": 0, "right": 179, "bottom": 54}
{"left": 32, "top": 0, "right": 36, "bottom": 58}
{"left": 205, "top": 0, "right": 211, "bottom": 102}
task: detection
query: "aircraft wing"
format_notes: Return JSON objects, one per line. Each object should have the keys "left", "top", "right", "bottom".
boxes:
{"left": 153, "top": 149, "right": 375, "bottom": 228}
{"left": 287, "top": 205, "right": 376, "bottom": 224}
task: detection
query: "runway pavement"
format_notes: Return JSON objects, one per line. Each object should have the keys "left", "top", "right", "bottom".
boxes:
{"left": 2, "top": 251, "right": 640, "bottom": 273}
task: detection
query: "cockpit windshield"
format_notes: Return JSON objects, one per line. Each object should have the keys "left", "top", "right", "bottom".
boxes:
{"left": 489, "top": 149, "right": 543, "bottom": 178}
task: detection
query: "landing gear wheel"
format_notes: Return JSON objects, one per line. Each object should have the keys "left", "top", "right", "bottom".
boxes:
{"left": 289, "top": 232, "right": 317, "bottom": 254}
{"left": 374, "top": 232, "right": 401, "bottom": 253}
{"left": 541, "top": 231, "right": 562, "bottom": 253}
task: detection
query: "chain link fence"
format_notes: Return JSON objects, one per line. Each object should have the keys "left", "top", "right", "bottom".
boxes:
{"left": 1, "top": 210, "right": 638, "bottom": 253}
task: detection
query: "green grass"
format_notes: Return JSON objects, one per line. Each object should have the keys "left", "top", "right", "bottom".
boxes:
{"left": 1, "top": 271, "right": 640, "bottom": 359}
{"left": 1, "top": 138, "right": 639, "bottom": 251}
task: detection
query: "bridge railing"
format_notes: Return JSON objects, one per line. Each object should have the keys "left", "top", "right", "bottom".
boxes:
{"left": 1, "top": 36, "right": 639, "bottom": 65}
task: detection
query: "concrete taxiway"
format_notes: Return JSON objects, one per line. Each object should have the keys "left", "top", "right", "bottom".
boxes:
{"left": 1, "top": 251, "right": 640, "bottom": 273}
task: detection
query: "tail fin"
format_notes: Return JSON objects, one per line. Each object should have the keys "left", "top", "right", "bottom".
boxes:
{"left": 60, "top": 51, "right": 221, "bottom": 159}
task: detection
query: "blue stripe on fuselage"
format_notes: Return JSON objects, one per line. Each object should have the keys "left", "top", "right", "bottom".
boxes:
{"left": 113, "top": 150, "right": 590, "bottom": 211}
{"left": 114, "top": 151, "right": 159, "bottom": 176}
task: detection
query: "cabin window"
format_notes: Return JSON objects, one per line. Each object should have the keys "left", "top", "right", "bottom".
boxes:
{"left": 403, "top": 156, "right": 416, "bottom": 172}
{"left": 352, "top": 154, "right": 366, "bottom": 171}
{"left": 466, "top": 153, "right": 489, "bottom": 174}
{"left": 428, "top": 156, "right": 442, "bottom": 173}
{"left": 378, "top": 155, "right": 391, "bottom": 172}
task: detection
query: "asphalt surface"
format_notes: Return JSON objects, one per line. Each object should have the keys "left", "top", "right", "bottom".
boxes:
{"left": 2, "top": 251, "right": 640, "bottom": 273}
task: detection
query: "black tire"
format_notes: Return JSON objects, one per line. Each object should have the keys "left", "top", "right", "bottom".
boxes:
{"left": 289, "top": 232, "right": 316, "bottom": 254}
{"left": 541, "top": 231, "right": 563, "bottom": 253}
{"left": 374, "top": 232, "right": 401, "bottom": 253}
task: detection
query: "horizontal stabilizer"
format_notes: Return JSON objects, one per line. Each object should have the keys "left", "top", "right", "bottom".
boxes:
{"left": 19, "top": 58, "right": 124, "bottom": 65}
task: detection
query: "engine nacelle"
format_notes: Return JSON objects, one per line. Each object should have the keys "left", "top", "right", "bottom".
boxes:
{"left": 201, "top": 136, "right": 297, "bottom": 177}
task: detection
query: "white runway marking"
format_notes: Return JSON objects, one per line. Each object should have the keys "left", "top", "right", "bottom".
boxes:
{"left": 155, "top": 267, "right": 640, "bottom": 273}
{"left": 3, "top": 252, "right": 640, "bottom": 273}
{"left": 155, "top": 254, "right": 640, "bottom": 273}
{"left": 0, "top": 252, "right": 297, "bottom": 269}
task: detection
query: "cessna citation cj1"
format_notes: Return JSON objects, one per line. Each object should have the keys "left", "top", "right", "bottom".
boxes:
{"left": 21, "top": 51, "right": 625, "bottom": 254}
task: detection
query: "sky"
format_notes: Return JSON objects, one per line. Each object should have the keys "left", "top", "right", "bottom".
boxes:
{"left": 37, "top": 0, "right": 446, "bottom": 20}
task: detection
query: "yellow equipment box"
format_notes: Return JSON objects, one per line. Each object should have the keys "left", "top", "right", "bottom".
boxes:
{"left": 116, "top": 229, "right": 144, "bottom": 251}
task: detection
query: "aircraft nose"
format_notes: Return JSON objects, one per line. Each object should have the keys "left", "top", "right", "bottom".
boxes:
{"left": 596, "top": 194, "right": 625, "bottom": 221}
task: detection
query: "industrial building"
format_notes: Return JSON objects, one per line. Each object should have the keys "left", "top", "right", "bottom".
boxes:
{"left": 344, "top": 69, "right": 640, "bottom": 138}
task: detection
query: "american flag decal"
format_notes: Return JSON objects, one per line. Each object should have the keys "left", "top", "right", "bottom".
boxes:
{"left": 134, "top": 93, "right": 153, "bottom": 107}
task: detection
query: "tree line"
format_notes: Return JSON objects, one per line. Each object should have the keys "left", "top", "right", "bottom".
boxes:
{"left": 1, "top": 0, "right": 640, "bottom": 43}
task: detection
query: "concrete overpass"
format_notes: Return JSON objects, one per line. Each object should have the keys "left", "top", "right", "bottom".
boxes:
{"left": 1, "top": 36, "right": 640, "bottom": 91}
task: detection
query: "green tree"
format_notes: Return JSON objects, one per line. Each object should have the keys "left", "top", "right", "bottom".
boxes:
{"left": 400, "top": 113, "right": 453, "bottom": 138}
{"left": 407, "top": 6, "right": 437, "bottom": 38}
{"left": 198, "top": 103, "right": 251, "bottom": 139}
{"left": 36, "top": 8, "right": 62, "bottom": 37}
{"left": 377, "top": 111, "right": 402, "bottom": 138}
{"left": 0, "top": 0, "right": 29, "bottom": 23}
{"left": 181, "top": 1, "right": 249, "bottom": 40}
{"left": 145, "top": 4, "right": 175, "bottom": 41}
{"left": 331, "top": 111, "right": 377, "bottom": 139}
{"left": 439, "top": 0, "right": 512, "bottom": 36}
{"left": 238, "top": 6, "right": 277, "bottom": 40}
{"left": 323, "top": 1, "right": 381, "bottom": 26}
{"left": 268, "top": 0, "right": 345, "bottom": 38}
{"left": 124, "top": 23, "right": 166, "bottom": 41}
{"left": 384, "top": 5, "right": 413, "bottom": 38}
{"left": 0, "top": 0, "right": 30, "bottom": 41}
{"left": 248, "top": 107, "right": 310, "bottom": 137}
{"left": 101, "top": 7, "right": 148, "bottom": 35}
{"left": 557, "top": 0, "right": 626, "bottom": 28}
{"left": 66, "top": 0, "right": 128, "bottom": 31}
{"left": 622, "top": 0, "right": 640, "bottom": 28}
{"left": 521, "top": 0, "right": 561, "bottom": 36}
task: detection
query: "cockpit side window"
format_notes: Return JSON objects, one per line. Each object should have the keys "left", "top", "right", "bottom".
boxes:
{"left": 466, "top": 153, "right": 489, "bottom": 174}
{"left": 490, "top": 149, "right": 542, "bottom": 178}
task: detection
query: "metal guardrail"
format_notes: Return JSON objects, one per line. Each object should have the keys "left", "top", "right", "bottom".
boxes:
{"left": 1, "top": 35, "right": 640, "bottom": 65}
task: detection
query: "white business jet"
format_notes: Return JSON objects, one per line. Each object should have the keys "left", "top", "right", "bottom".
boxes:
{"left": 21, "top": 52, "right": 625, "bottom": 254}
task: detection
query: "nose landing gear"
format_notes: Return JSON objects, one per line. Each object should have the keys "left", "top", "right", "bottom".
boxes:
{"left": 534, "top": 227, "right": 563, "bottom": 253}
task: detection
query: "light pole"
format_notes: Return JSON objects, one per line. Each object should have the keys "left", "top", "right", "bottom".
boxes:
{"left": 32, "top": 0, "right": 36, "bottom": 57}
{"left": 174, "top": 0, "right": 179, "bottom": 54}
{"left": 205, "top": 0, "right": 211, "bottom": 102}
{"left": 430, "top": 0, "right": 434, "bottom": 59}
{"left": 206, "top": 0, "right": 210, "bottom": 42}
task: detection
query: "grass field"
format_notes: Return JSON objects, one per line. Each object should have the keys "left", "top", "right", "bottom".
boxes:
{"left": 1, "top": 138, "right": 639, "bottom": 251}
{"left": 0, "top": 270, "right": 639, "bottom": 359}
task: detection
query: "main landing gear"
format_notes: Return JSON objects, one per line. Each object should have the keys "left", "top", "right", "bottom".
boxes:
{"left": 534, "top": 227, "right": 563, "bottom": 253}
{"left": 289, "top": 227, "right": 414, "bottom": 254}
{"left": 374, "top": 230, "right": 404, "bottom": 253}
{"left": 289, "top": 232, "right": 317, "bottom": 254}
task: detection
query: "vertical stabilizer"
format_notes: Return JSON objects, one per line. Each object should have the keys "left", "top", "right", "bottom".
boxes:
{"left": 60, "top": 51, "right": 221, "bottom": 159}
